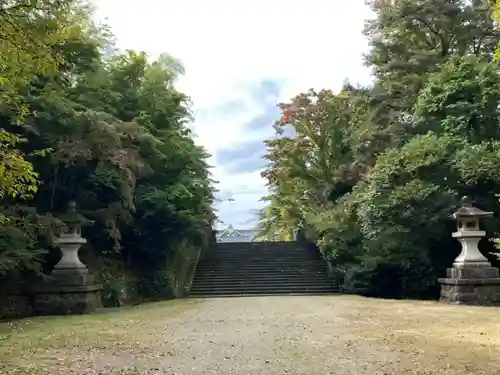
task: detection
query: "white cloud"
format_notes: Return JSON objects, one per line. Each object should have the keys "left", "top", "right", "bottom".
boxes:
{"left": 93, "top": 0, "right": 374, "bottom": 229}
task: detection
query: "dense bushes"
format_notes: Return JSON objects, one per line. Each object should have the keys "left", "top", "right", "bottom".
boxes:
{"left": 258, "top": 0, "right": 500, "bottom": 299}
{"left": 0, "top": 1, "right": 215, "bottom": 318}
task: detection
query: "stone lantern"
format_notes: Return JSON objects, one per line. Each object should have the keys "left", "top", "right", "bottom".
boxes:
{"left": 33, "top": 201, "right": 102, "bottom": 315}
{"left": 451, "top": 196, "right": 493, "bottom": 268}
{"left": 438, "top": 196, "right": 500, "bottom": 305}
{"left": 52, "top": 201, "right": 94, "bottom": 274}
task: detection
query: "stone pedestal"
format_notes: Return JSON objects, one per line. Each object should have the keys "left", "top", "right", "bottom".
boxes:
{"left": 438, "top": 197, "right": 500, "bottom": 306}
{"left": 33, "top": 202, "right": 102, "bottom": 315}
{"left": 33, "top": 271, "right": 102, "bottom": 315}
{"left": 439, "top": 264, "right": 500, "bottom": 306}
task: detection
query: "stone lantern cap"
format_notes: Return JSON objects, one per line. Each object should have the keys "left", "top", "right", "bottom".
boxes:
{"left": 57, "top": 201, "right": 94, "bottom": 233}
{"left": 452, "top": 196, "right": 493, "bottom": 219}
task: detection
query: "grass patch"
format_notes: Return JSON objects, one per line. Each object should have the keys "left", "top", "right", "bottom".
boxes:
{"left": 339, "top": 296, "right": 500, "bottom": 375}
{"left": 0, "top": 299, "right": 199, "bottom": 374}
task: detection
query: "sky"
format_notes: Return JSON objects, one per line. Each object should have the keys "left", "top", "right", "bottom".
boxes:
{"left": 94, "top": 0, "right": 374, "bottom": 230}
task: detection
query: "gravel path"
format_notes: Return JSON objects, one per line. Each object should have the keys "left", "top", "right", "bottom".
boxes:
{"left": 143, "top": 296, "right": 398, "bottom": 375}
{"left": 1, "top": 295, "right": 498, "bottom": 375}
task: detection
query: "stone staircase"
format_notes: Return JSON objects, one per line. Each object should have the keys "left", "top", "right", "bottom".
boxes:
{"left": 189, "top": 241, "right": 339, "bottom": 297}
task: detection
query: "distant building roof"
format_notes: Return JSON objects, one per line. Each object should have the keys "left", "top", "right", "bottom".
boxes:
{"left": 216, "top": 225, "right": 258, "bottom": 239}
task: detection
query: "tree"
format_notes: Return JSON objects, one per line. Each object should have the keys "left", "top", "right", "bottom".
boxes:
{"left": 492, "top": 0, "right": 500, "bottom": 60}
{"left": 0, "top": 131, "right": 38, "bottom": 204}
{"left": 259, "top": 0, "right": 500, "bottom": 298}
{"left": 364, "top": 0, "right": 498, "bottom": 142}
{"left": 0, "top": 1, "right": 216, "bottom": 316}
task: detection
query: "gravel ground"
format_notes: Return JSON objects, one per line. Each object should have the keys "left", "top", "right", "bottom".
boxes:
{"left": 1, "top": 295, "right": 499, "bottom": 375}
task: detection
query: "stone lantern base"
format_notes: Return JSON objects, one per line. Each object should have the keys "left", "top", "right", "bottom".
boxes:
{"left": 438, "top": 264, "right": 500, "bottom": 306}
{"left": 33, "top": 271, "right": 102, "bottom": 315}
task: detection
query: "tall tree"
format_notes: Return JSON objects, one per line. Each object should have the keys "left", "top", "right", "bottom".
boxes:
{"left": 259, "top": 0, "right": 500, "bottom": 298}
{"left": 364, "top": 0, "right": 498, "bottom": 142}
{"left": 0, "top": 1, "right": 216, "bottom": 316}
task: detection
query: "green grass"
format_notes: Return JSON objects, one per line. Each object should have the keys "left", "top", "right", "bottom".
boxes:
{"left": 0, "top": 300, "right": 198, "bottom": 374}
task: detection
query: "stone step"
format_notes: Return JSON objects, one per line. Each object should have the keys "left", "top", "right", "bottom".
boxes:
{"left": 194, "top": 269, "right": 327, "bottom": 280}
{"left": 192, "top": 277, "right": 333, "bottom": 285}
{"left": 194, "top": 273, "right": 329, "bottom": 278}
{"left": 215, "top": 242, "right": 301, "bottom": 246}
{"left": 190, "top": 242, "right": 337, "bottom": 298}
{"left": 193, "top": 262, "right": 326, "bottom": 271}
{"left": 190, "top": 287, "right": 339, "bottom": 297}
{"left": 209, "top": 245, "right": 313, "bottom": 251}
{"left": 198, "top": 258, "right": 326, "bottom": 267}
{"left": 211, "top": 248, "right": 309, "bottom": 252}
{"left": 202, "top": 254, "right": 322, "bottom": 258}
{"left": 193, "top": 275, "right": 329, "bottom": 281}
{"left": 198, "top": 258, "right": 325, "bottom": 264}
{"left": 190, "top": 284, "right": 337, "bottom": 292}
{"left": 196, "top": 262, "right": 326, "bottom": 269}
{"left": 191, "top": 279, "right": 333, "bottom": 287}
{"left": 201, "top": 255, "right": 323, "bottom": 260}
{"left": 193, "top": 275, "right": 329, "bottom": 282}
{"left": 191, "top": 285, "right": 334, "bottom": 292}
{"left": 190, "top": 292, "right": 338, "bottom": 298}
{"left": 193, "top": 272, "right": 329, "bottom": 280}
{"left": 203, "top": 252, "right": 321, "bottom": 256}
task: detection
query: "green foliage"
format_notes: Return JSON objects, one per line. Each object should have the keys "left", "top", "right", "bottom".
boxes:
{"left": 493, "top": 0, "right": 500, "bottom": 61}
{"left": 259, "top": 0, "right": 500, "bottom": 298}
{"left": 413, "top": 56, "right": 500, "bottom": 142}
{"left": 490, "top": 0, "right": 500, "bottom": 258}
{"left": 0, "top": 205, "right": 57, "bottom": 283}
{"left": 0, "top": 1, "right": 215, "bottom": 317}
{"left": 0, "top": 0, "right": 96, "bottom": 118}
{"left": 0, "top": 130, "right": 38, "bottom": 202}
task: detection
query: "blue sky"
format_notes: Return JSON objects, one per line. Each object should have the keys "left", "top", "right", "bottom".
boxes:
{"left": 94, "top": 0, "right": 374, "bottom": 229}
